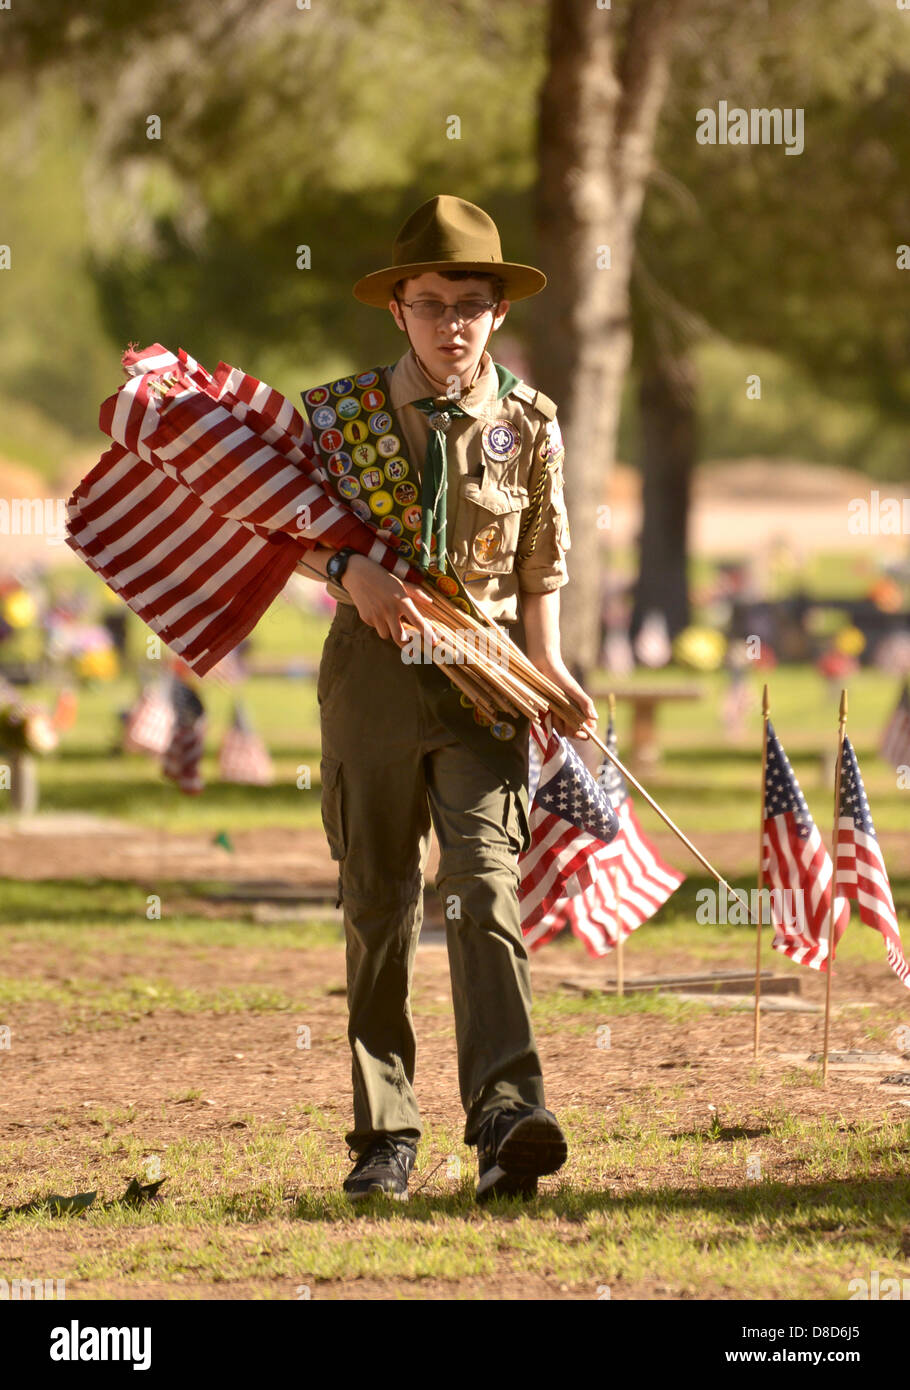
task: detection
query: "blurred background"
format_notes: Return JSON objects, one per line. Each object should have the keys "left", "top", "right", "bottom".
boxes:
{"left": 1, "top": 0, "right": 909, "bottom": 863}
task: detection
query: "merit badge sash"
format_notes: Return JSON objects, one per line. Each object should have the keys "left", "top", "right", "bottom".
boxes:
{"left": 301, "top": 366, "right": 530, "bottom": 776}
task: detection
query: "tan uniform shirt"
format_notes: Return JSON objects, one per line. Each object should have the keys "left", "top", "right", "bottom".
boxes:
{"left": 320, "top": 347, "right": 570, "bottom": 623}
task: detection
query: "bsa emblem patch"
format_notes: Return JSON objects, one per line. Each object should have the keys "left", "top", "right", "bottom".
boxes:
{"left": 472, "top": 522, "right": 504, "bottom": 564}
{"left": 482, "top": 420, "right": 521, "bottom": 463}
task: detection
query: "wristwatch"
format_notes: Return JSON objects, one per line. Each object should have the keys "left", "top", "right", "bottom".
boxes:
{"left": 326, "top": 547, "right": 356, "bottom": 590}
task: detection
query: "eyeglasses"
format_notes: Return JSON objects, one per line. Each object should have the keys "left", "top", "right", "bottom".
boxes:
{"left": 395, "top": 297, "right": 498, "bottom": 323}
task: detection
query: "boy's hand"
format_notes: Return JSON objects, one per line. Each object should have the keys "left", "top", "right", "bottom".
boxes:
{"left": 342, "top": 554, "right": 438, "bottom": 649}
{"left": 530, "top": 654, "right": 599, "bottom": 741}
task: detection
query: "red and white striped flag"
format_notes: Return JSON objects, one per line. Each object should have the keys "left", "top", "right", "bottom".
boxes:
{"left": 763, "top": 721, "right": 849, "bottom": 971}
{"left": 217, "top": 700, "right": 273, "bottom": 786}
{"left": 123, "top": 681, "right": 175, "bottom": 755}
{"left": 519, "top": 713, "right": 620, "bottom": 949}
{"left": 560, "top": 718, "right": 684, "bottom": 958}
{"left": 65, "top": 345, "right": 423, "bottom": 676}
{"left": 837, "top": 736, "right": 909, "bottom": 988}
{"left": 880, "top": 681, "right": 910, "bottom": 771}
{"left": 162, "top": 676, "right": 206, "bottom": 795}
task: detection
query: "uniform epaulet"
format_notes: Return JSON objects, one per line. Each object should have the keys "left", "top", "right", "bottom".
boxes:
{"left": 509, "top": 379, "right": 558, "bottom": 421}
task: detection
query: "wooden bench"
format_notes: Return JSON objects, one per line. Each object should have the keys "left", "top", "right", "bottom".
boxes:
{"left": 588, "top": 684, "right": 704, "bottom": 768}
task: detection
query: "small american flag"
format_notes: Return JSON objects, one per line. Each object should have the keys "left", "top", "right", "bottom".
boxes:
{"left": 217, "top": 700, "right": 274, "bottom": 786}
{"left": 764, "top": 721, "right": 848, "bottom": 972}
{"left": 123, "top": 681, "right": 175, "bottom": 755}
{"left": 519, "top": 712, "right": 620, "bottom": 949}
{"left": 162, "top": 676, "right": 206, "bottom": 795}
{"left": 837, "top": 736, "right": 909, "bottom": 989}
{"left": 65, "top": 345, "right": 422, "bottom": 676}
{"left": 880, "top": 681, "right": 910, "bottom": 771}
{"left": 558, "top": 718, "right": 685, "bottom": 958}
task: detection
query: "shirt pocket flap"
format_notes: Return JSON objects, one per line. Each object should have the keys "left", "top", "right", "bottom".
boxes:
{"left": 460, "top": 479, "right": 529, "bottom": 516}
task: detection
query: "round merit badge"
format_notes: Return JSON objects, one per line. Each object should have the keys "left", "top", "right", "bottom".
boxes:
{"left": 402, "top": 505, "right": 422, "bottom": 531}
{"left": 376, "top": 434, "right": 401, "bottom": 457}
{"left": 319, "top": 428, "right": 344, "bottom": 453}
{"left": 361, "top": 388, "right": 385, "bottom": 411}
{"left": 311, "top": 405, "right": 336, "bottom": 430}
{"left": 393, "top": 481, "right": 418, "bottom": 506}
{"left": 377, "top": 516, "right": 403, "bottom": 537}
{"left": 337, "top": 475, "right": 361, "bottom": 499}
{"left": 434, "top": 574, "right": 459, "bottom": 596}
{"left": 342, "top": 419, "right": 368, "bottom": 445}
{"left": 368, "top": 410, "right": 392, "bottom": 435}
{"left": 336, "top": 396, "right": 361, "bottom": 420}
{"left": 383, "top": 457, "right": 408, "bottom": 481}
{"left": 360, "top": 467, "right": 384, "bottom": 491}
{"left": 350, "top": 499, "right": 372, "bottom": 522}
{"left": 472, "top": 522, "right": 504, "bottom": 564}
{"left": 369, "top": 490, "right": 393, "bottom": 516}
{"left": 351, "top": 442, "right": 377, "bottom": 468}
{"left": 482, "top": 420, "right": 521, "bottom": 463}
{"left": 330, "top": 377, "right": 354, "bottom": 396}
{"left": 491, "top": 721, "right": 516, "bottom": 741}
{"left": 354, "top": 370, "right": 380, "bottom": 388}
{"left": 303, "top": 386, "right": 329, "bottom": 406}
{"left": 327, "top": 451, "right": 353, "bottom": 476}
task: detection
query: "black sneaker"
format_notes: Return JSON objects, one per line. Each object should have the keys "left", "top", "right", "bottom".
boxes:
{"left": 342, "top": 1136, "right": 417, "bottom": 1202}
{"left": 475, "top": 1106, "right": 567, "bottom": 1203}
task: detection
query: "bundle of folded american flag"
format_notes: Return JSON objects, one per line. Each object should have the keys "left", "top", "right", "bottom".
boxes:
{"left": 65, "top": 344, "right": 422, "bottom": 678}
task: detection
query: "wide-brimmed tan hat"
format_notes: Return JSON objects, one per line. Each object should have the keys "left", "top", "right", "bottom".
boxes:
{"left": 352, "top": 194, "right": 547, "bottom": 307}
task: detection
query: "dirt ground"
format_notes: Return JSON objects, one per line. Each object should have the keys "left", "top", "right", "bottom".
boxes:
{"left": 2, "top": 820, "right": 909, "bottom": 1301}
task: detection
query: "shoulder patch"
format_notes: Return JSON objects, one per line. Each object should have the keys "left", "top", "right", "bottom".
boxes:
{"left": 508, "top": 379, "right": 557, "bottom": 421}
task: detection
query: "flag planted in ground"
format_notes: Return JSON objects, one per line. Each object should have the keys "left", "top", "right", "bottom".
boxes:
{"left": 162, "top": 676, "right": 206, "bottom": 795}
{"left": 519, "top": 712, "right": 620, "bottom": 949}
{"left": 763, "top": 722, "right": 848, "bottom": 971}
{"left": 123, "top": 681, "right": 175, "bottom": 755}
{"left": 217, "top": 700, "right": 274, "bottom": 785}
{"left": 880, "top": 681, "right": 910, "bottom": 771}
{"left": 562, "top": 718, "right": 685, "bottom": 958}
{"left": 837, "top": 737, "right": 909, "bottom": 989}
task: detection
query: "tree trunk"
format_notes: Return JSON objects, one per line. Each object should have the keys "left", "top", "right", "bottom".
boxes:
{"left": 533, "top": 0, "right": 686, "bottom": 680}
{"left": 631, "top": 349, "right": 697, "bottom": 643}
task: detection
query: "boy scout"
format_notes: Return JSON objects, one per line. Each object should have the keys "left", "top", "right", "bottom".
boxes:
{"left": 296, "top": 195, "right": 597, "bottom": 1202}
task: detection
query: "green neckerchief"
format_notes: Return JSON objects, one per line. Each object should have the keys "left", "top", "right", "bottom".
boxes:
{"left": 409, "top": 363, "right": 519, "bottom": 574}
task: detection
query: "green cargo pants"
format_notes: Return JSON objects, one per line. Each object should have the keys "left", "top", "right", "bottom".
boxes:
{"left": 316, "top": 601, "right": 548, "bottom": 1151}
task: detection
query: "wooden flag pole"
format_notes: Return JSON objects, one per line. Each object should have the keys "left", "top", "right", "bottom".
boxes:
{"left": 753, "top": 684, "right": 770, "bottom": 1059}
{"left": 822, "top": 688, "right": 848, "bottom": 1086}
{"left": 608, "top": 693, "right": 624, "bottom": 998}
{"left": 586, "top": 725, "right": 761, "bottom": 926}
{"left": 412, "top": 585, "right": 762, "bottom": 925}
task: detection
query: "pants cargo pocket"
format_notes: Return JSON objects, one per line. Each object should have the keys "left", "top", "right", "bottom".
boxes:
{"left": 320, "top": 756, "right": 347, "bottom": 908}
{"left": 504, "top": 785, "right": 532, "bottom": 859}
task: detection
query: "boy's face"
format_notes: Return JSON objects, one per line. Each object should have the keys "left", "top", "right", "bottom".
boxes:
{"left": 389, "top": 271, "right": 510, "bottom": 387}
